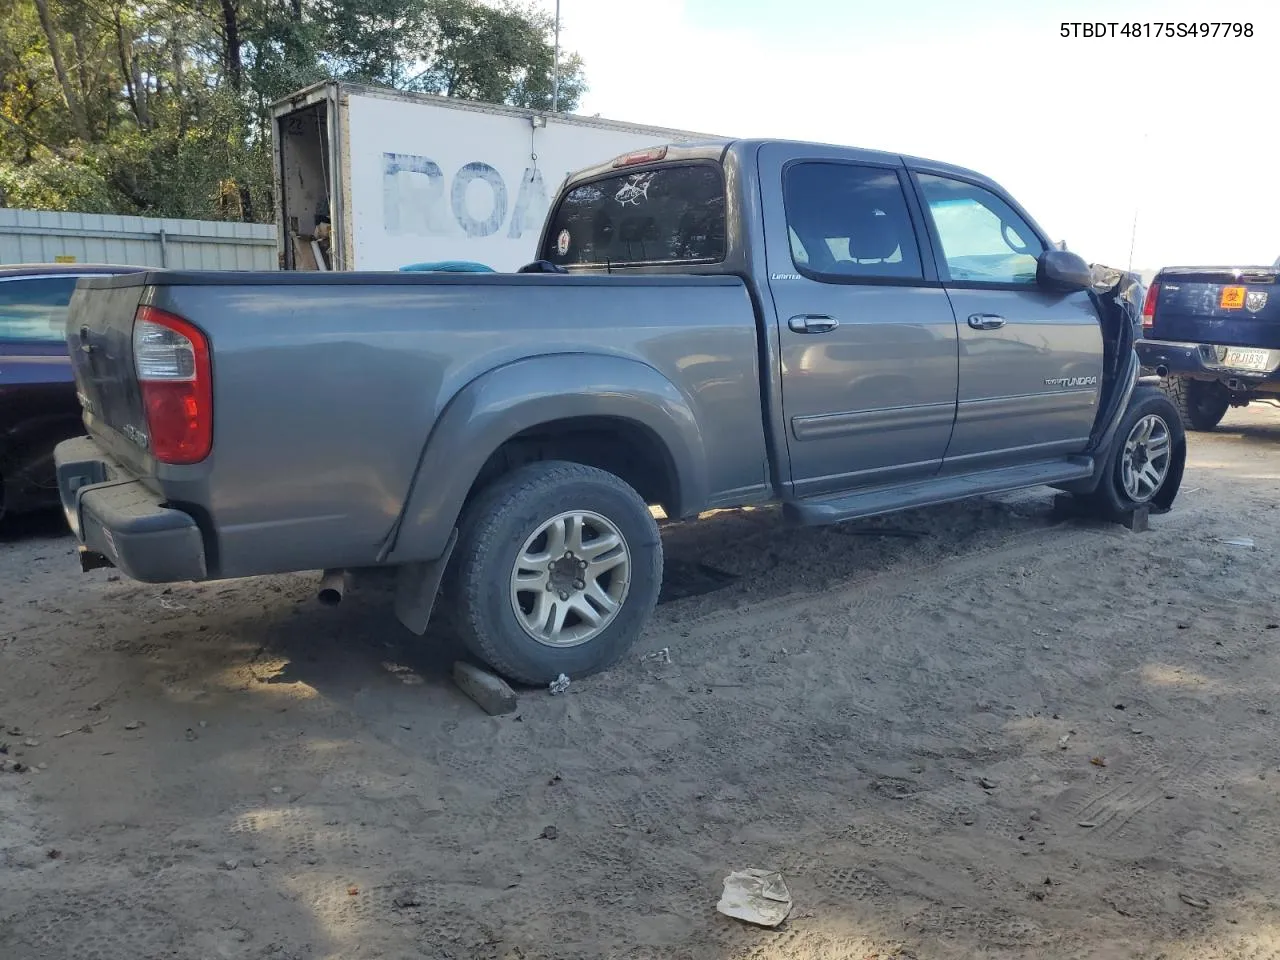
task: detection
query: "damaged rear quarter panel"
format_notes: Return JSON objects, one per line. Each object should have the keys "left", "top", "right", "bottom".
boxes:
{"left": 153, "top": 274, "right": 767, "bottom": 578}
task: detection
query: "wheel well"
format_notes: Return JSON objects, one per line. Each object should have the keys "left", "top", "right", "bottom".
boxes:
{"left": 467, "top": 417, "right": 682, "bottom": 517}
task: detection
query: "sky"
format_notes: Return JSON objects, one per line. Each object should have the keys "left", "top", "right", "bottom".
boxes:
{"left": 527, "top": 0, "right": 1279, "bottom": 271}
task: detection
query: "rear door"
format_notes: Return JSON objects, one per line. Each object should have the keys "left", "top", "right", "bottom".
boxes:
{"left": 912, "top": 172, "right": 1102, "bottom": 471}
{"left": 759, "top": 144, "right": 959, "bottom": 497}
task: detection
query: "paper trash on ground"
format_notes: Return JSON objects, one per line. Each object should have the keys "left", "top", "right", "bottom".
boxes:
{"left": 716, "top": 869, "right": 793, "bottom": 927}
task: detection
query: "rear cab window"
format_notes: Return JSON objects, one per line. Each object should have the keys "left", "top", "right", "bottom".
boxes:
{"left": 0, "top": 276, "right": 79, "bottom": 344}
{"left": 544, "top": 164, "right": 726, "bottom": 267}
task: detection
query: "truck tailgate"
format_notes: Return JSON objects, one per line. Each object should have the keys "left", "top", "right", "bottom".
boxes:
{"left": 66, "top": 278, "right": 151, "bottom": 475}
{"left": 1147, "top": 268, "right": 1280, "bottom": 348}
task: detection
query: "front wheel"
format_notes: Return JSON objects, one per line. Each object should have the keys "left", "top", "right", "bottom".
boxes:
{"left": 1086, "top": 386, "right": 1186, "bottom": 515}
{"left": 443, "top": 460, "right": 663, "bottom": 685}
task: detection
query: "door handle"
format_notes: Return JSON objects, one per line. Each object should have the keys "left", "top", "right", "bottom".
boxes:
{"left": 967, "top": 313, "right": 1007, "bottom": 331}
{"left": 788, "top": 315, "right": 840, "bottom": 334}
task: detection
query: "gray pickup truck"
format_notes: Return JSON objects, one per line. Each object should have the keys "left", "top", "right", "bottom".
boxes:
{"left": 55, "top": 139, "right": 1185, "bottom": 683}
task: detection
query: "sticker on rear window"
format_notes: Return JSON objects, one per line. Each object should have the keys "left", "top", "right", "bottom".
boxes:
{"left": 1220, "top": 285, "right": 1246, "bottom": 309}
{"left": 556, "top": 229, "right": 571, "bottom": 256}
{"left": 615, "top": 172, "right": 656, "bottom": 207}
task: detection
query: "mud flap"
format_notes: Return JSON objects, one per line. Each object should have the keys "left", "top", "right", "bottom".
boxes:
{"left": 393, "top": 529, "right": 458, "bottom": 635}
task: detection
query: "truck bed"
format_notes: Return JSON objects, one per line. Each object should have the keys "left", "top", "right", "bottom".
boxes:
{"left": 66, "top": 271, "right": 768, "bottom": 579}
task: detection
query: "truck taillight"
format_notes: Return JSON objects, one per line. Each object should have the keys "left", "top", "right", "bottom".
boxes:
{"left": 1141, "top": 282, "right": 1159, "bottom": 330}
{"left": 133, "top": 305, "right": 212, "bottom": 464}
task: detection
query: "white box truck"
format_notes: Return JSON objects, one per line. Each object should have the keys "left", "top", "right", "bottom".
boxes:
{"left": 271, "top": 81, "right": 716, "bottom": 272}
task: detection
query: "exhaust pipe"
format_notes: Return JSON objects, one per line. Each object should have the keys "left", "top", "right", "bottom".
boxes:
{"left": 1155, "top": 365, "right": 1169, "bottom": 378}
{"left": 78, "top": 546, "right": 115, "bottom": 572}
{"left": 317, "top": 568, "right": 350, "bottom": 606}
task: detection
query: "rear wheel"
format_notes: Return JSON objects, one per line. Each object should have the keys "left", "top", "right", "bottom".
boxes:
{"left": 1085, "top": 386, "right": 1185, "bottom": 515}
{"left": 444, "top": 460, "right": 663, "bottom": 685}
{"left": 1161, "top": 375, "right": 1230, "bottom": 431}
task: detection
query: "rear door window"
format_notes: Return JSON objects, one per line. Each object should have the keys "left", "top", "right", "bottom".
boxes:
{"left": 544, "top": 164, "right": 726, "bottom": 267}
{"left": 783, "top": 163, "right": 924, "bottom": 281}
{"left": 0, "top": 276, "right": 78, "bottom": 343}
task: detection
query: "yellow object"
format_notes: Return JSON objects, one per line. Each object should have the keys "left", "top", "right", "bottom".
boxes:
{"left": 1220, "top": 285, "right": 1246, "bottom": 309}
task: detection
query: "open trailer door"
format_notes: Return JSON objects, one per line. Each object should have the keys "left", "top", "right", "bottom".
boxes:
{"left": 272, "top": 82, "right": 343, "bottom": 271}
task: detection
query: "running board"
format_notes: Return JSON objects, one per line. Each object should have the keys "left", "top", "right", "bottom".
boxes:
{"left": 784, "top": 457, "right": 1095, "bottom": 527}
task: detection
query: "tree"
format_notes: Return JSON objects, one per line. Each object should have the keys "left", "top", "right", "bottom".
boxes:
{"left": 312, "top": 0, "right": 585, "bottom": 111}
{"left": 426, "top": 1, "right": 586, "bottom": 111}
{"left": 0, "top": 0, "right": 587, "bottom": 220}
{"left": 30, "top": 0, "right": 91, "bottom": 139}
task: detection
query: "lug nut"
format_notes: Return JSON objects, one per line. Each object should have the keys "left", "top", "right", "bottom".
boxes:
{"left": 574, "top": 580, "right": 584, "bottom": 590}
{"left": 559, "top": 592, "right": 569, "bottom": 601}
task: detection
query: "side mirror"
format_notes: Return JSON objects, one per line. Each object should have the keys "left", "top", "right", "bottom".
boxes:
{"left": 1038, "top": 249, "right": 1092, "bottom": 291}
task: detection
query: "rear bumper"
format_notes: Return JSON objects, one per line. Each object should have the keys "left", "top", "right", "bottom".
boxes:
{"left": 54, "top": 436, "right": 207, "bottom": 583}
{"left": 1136, "top": 338, "right": 1280, "bottom": 387}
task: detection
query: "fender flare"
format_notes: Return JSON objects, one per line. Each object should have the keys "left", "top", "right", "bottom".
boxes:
{"left": 383, "top": 353, "right": 709, "bottom": 564}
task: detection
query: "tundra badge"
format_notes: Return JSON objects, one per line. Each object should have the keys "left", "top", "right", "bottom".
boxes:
{"left": 1044, "top": 376, "right": 1098, "bottom": 388}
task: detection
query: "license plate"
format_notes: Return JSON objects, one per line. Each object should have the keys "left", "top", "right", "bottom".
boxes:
{"left": 1223, "top": 347, "right": 1271, "bottom": 371}
{"left": 1220, "top": 285, "right": 1247, "bottom": 309}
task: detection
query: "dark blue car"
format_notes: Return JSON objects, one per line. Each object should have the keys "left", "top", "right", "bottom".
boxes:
{"left": 1138, "top": 259, "right": 1280, "bottom": 430}
{"left": 0, "top": 263, "right": 144, "bottom": 522}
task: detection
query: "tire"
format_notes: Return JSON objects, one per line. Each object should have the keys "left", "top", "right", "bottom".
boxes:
{"left": 443, "top": 460, "right": 663, "bottom": 685}
{"left": 1085, "top": 386, "right": 1185, "bottom": 516}
{"left": 1161, "top": 375, "right": 1230, "bottom": 431}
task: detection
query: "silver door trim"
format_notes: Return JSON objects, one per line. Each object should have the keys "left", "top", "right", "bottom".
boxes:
{"left": 792, "top": 400, "right": 956, "bottom": 442}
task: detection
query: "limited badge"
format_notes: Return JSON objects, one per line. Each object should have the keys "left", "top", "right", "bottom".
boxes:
{"left": 556, "top": 229, "right": 571, "bottom": 256}
{"left": 1246, "top": 290, "right": 1269, "bottom": 313}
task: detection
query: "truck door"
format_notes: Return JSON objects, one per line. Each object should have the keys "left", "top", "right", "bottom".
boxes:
{"left": 759, "top": 144, "right": 959, "bottom": 498}
{"left": 911, "top": 172, "right": 1103, "bottom": 470}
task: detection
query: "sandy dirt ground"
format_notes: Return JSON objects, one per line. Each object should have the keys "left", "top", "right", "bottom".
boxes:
{"left": 3, "top": 407, "right": 1280, "bottom": 960}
